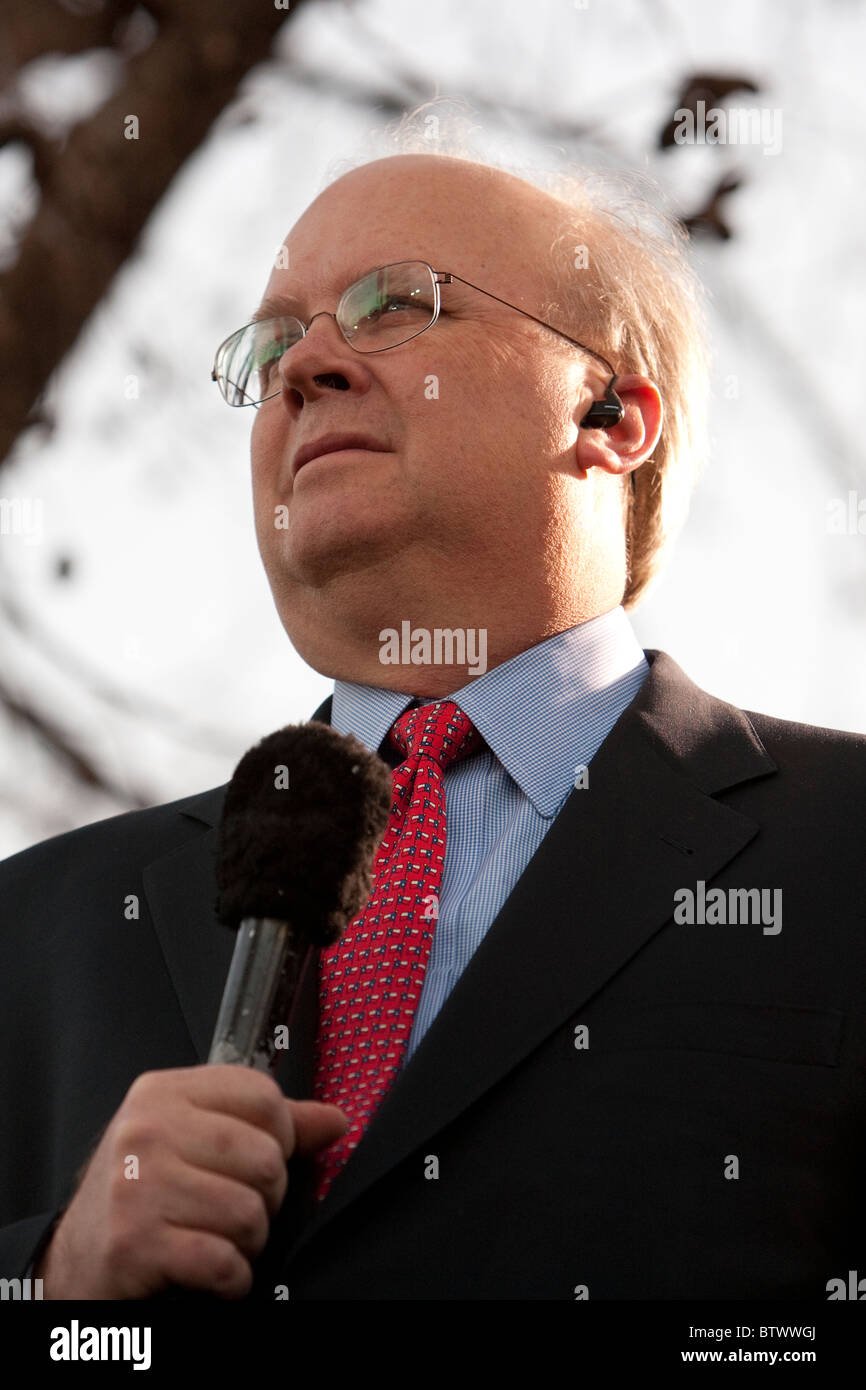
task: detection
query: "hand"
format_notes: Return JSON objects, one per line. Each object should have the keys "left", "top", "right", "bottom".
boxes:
{"left": 34, "top": 1066, "right": 347, "bottom": 1300}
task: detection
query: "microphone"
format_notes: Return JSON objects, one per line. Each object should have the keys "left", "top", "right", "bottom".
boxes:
{"left": 209, "top": 721, "right": 393, "bottom": 1072}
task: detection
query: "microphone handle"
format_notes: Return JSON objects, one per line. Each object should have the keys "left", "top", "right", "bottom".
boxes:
{"left": 208, "top": 917, "right": 310, "bottom": 1071}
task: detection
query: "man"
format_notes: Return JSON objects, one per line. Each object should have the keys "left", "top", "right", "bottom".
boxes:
{"left": 1, "top": 151, "right": 863, "bottom": 1301}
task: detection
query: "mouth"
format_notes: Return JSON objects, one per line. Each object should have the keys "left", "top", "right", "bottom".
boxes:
{"left": 291, "top": 433, "right": 388, "bottom": 479}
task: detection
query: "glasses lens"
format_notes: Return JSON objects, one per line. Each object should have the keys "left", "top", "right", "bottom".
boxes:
{"left": 338, "top": 262, "right": 436, "bottom": 351}
{"left": 217, "top": 317, "right": 303, "bottom": 405}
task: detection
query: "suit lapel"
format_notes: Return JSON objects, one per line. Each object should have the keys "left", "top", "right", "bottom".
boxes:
{"left": 142, "top": 805, "right": 234, "bottom": 1066}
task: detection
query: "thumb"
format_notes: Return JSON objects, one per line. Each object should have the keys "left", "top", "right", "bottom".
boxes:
{"left": 288, "top": 1099, "right": 350, "bottom": 1155}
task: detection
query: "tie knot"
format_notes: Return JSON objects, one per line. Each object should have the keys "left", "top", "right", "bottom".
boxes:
{"left": 388, "top": 698, "right": 482, "bottom": 770}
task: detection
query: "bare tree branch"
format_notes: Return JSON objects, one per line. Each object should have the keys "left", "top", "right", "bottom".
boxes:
{"left": 0, "top": 589, "right": 240, "bottom": 756}
{"left": 0, "top": 0, "right": 136, "bottom": 78}
{"left": 0, "top": 668, "right": 153, "bottom": 806}
{"left": 0, "top": 117, "right": 58, "bottom": 184}
{"left": 0, "top": 0, "right": 313, "bottom": 466}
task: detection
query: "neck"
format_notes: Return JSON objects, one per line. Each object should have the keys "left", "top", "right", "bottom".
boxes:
{"left": 277, "top": 568, "right": 622, "bottom": 696}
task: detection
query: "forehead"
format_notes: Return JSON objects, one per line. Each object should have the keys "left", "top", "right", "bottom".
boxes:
{"left": 262, "top": 155, "right": 569, "bottom": 313}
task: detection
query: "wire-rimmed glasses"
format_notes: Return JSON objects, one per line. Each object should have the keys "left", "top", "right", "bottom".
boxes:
{"left": 211, "top": 259, "right": 619, "bottom": 409}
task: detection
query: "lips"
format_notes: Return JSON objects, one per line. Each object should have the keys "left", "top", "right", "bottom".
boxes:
{"left": 291, "top": 432, "right": 387, "bottom": 479}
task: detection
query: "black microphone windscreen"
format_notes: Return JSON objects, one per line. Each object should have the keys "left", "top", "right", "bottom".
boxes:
{"left": 215, "top": 721, "right": 393, "bottom": 947}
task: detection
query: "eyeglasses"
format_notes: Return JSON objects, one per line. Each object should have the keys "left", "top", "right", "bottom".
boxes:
{"left": 211, "top": 259, "right": 621, "bottom": 413}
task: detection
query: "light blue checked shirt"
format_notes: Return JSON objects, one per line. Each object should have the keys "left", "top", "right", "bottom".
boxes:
{"left": 330, "top": 604, "right": 649, "bottom": 1062}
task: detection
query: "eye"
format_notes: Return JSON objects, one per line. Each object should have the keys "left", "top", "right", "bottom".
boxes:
{"left": 362, "top": 295, "right": 418, "bottom": 323}
{"left": 252, "top": 319, "right": 302, "bottom": 391}
{"left": 257, "top": 342, "right": 283, "bottom": 387}
{"left": 385, "top": 296, "right": 419, "bottom": 312}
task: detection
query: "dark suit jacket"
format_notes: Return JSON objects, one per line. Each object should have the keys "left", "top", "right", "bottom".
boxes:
{"left": 1, "top": 649, "right": 864, "bottom": 1299}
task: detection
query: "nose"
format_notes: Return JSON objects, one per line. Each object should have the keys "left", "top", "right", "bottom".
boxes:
{"left": 306, "top": 310, "right": 339, "bottom": 333}
{"left": 276, "top": 310, "right": 370, "bottom": 408}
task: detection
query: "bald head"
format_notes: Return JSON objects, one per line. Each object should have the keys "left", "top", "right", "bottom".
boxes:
{"left": 284, "top": 154, "right": 580, "bottom": 323}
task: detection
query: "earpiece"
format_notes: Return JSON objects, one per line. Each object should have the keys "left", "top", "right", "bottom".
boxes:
{"left": 579, "top": 376, "right": 625, "bottom": 429}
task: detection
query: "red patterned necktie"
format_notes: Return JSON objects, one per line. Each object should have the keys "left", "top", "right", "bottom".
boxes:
{"left": 312, "top": 698, "right": 483, "bottom": 1201}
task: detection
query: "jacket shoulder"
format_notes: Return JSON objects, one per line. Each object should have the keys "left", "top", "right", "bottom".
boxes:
{"left": 735, "top": 706, "right": 866, "bottom": 820}
{"left": 0, "top": 785, "right": 227, "bottom": 888}
{"left": 743, "top": 706, "right": 866, "bottom": 764}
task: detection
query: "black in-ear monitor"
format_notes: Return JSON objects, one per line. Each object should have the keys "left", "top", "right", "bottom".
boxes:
{"left": 580, "top": 376, "right": 625, "bottom": 429}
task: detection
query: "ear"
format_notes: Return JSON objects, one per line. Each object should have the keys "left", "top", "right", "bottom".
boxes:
{"left": 575, "top": 374, "right": 663, "bottom": 479}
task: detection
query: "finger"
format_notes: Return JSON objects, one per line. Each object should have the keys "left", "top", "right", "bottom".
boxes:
{"left": 182, "top": 1067, "right": 297, "bottom": 1155}
{"left": 170, "top": 1110, "right": 288, "bottom": 1216}
{"left": 156, "top": 1164, "right": 271, "bottom": 1261}
{"left": 158, "top": 1225, "right": 253, "bottom": 1300}
{"left": 288, "top": 1101, "right": 350, "bottom": 1156}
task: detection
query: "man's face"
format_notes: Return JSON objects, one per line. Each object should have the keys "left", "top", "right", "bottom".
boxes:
{"left": 249, "top": 155, "right": 606, "bottom": 676}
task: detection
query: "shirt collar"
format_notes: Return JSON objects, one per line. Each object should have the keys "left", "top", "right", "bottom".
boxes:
{"left": 330, "top": 605, "right": 649, "bottom": 818}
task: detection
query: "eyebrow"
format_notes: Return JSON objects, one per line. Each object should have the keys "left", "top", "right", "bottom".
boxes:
{"left": 247, "top": 261, "right": 439, "bottom": 327}
{"left": 249, "top": 265, "right": 372, "bottom": 326}
{"left": 250, "top": 294, "right": 303, "bottom": 325}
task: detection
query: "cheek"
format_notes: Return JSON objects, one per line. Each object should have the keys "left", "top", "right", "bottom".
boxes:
{"left": 250, "top": 408, "right": 284, "bottom": 494}
{"left": 249, "top": 414, "right": 282, "bottom": 537}
{"left": 454, "top": 333, "right": 557, "bottom": 410}
{"left": 417, "top": 341, "right": 517, "bottom": 444}
{"left": 449, "top": 340, "right": 567, "bottom": 448}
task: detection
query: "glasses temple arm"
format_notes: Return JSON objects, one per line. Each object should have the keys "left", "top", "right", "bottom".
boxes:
{"left": 438, "top": 271, "right": 618, "bottom": 379}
